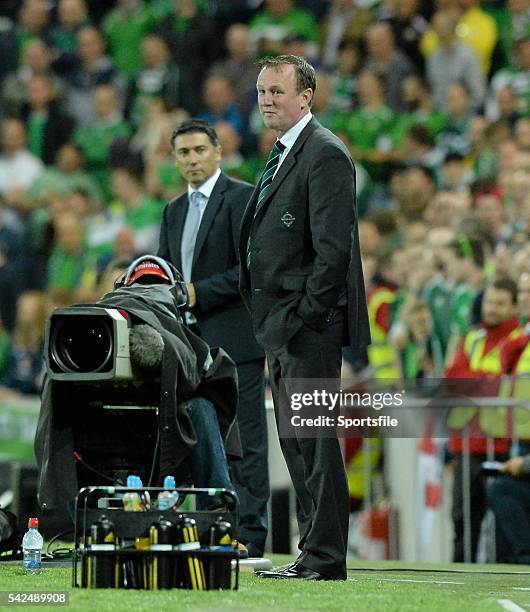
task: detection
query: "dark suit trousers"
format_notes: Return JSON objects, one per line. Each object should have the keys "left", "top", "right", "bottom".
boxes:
{"left": 266, "top": 318, "right": 349, "bottom": 576}
{"left": 229, "top": 358, "right": 269, "bottom": 554}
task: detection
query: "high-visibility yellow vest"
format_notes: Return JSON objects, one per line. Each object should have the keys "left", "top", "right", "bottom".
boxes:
{"left": 498, "top": 339, "right": 530, "bottom": 439}
{"left": 367, "top": 288, "right": 400, "bottom": 380}
{"left": 447, "top": 327, "right": 522, "bottom": 435}
{"left": 346, "top": 438, "right": 382, "bottom": 500}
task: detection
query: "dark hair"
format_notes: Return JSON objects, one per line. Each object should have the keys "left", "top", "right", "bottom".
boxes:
{"left": 257, "top": 54, "right": 317, "bottom": 106}
{"left": 171, "top": 119, "right": 220, "bottom": 150}
{"left": 338, "top": 37, "right": 360, "bottom": 54}
{"left": 370, "top": 211, "right": 398, "bottom": 236}
{"left": 490, "top": 277, "right": 518, "bottom": 304}
{"left": 444, "top": 152, "right": 465, "bottom": 163}
{"left": 407, "top": 124, "right": 434, "bottom": 148}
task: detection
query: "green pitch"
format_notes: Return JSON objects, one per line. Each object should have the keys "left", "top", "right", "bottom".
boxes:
{"left": 0, "top": 556, "right": 529, "bottom": 612}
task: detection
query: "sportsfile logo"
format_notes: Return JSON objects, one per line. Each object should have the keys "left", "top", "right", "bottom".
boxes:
{"left": 278, "top": 379, "right": 408, "bottom": 438}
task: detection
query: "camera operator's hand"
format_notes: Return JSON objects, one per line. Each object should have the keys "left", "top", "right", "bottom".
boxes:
{"left": 169, "top": 281, "right": 190, "bottom": 308}
{"left": 186, "top": 283, "right": 196, "bottom": 308}
{"left": 501, "top": 457, "right": 524, "bottom": 477}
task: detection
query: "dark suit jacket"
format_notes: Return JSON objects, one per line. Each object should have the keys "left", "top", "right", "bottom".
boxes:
{"left": 239, "top": 117, "right": 370, "bottom": 361}
{"left": 158, "top": 172, "right": 263, "bottom": 364}
{"left": 20, "top": 102, "right": 75, "bottom": 166}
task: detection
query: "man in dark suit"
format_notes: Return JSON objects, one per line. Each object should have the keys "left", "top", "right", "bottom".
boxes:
{"left": 20, "top": 73, "right": 75, "bottom": 165}
{"left": 157, "top": 119, "right": 269, "bottom": 557}
{"left": 239, "top": 55, "right": 370, "bottom": 580}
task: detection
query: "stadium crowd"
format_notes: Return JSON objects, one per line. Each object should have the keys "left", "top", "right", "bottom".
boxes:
{"left": 0, "top": 0, "right": 529, "bottom": 563}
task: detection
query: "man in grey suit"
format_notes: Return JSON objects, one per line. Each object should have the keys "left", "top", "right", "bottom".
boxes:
{"left": 239, "top": 56, "right": 370, "bottom": 580}
{"left": 158, "top": 119, "right": 269, "bottom": 557}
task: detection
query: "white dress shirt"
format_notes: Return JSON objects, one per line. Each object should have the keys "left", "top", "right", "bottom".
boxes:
{"left": 273, "top": 111, "right": 313, "bottom": 179}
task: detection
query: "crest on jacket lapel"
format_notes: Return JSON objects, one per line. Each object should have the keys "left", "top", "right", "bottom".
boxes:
{"left": 281, "top": 211, "right": 295, "bottom": 227}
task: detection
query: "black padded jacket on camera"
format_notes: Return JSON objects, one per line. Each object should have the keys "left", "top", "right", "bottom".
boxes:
{"left": 34, "top": 284, "right": 240, "bottom": 511}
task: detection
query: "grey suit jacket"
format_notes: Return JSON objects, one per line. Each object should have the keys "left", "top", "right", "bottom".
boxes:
{"left": 239, "top": 117, "right": 370, "bottom": 361}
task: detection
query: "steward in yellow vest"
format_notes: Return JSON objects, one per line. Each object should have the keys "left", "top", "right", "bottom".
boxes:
{"left": 445, "top": 278, "right": 520, "bottom": 562}
{"left": 498, "top": 332, "right": 530, "bottom": 439}
{"left": 499, "top": 272, "right": 530, "bottom": 439}
{"left": 367, "top": 274, "right": 401, "bottom": 381}
{"left": 446, "top": 279, "right": 520, "bottom": 455}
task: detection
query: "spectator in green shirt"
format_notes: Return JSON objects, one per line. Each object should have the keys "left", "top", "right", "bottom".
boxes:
{"left": 1, "top": 40, "right": 63, "bottom": 117}
{"left": 207, "top": 23, "right": 258, "bottom": 122}
{"left": 16, "top": 0, "right": 51, "bottom": 66}
{"left": 20, "top": 73, "right": 75, "bottom": 166}
{"left": 485, "top": 0, "right": 530, "bottom": 71}
{"left": 394, "top": 124, "right": 445, "bottom": 172}
{"left": 65, "top": 26, "right": 127, "bottom": 127}
{"left": 392, "top": 75, "right": 448, "bottom": 148}
{"left": 436, "top": 82, "right": 476, "bottom": 158}
{"left": 486, "top": 36, "right": 530, "bottom": 122}
{"left": 103, "top": 0, "right": 158, "bottom": 78}
{"left": 469, "top": 115, "right": 499, "bottom": 180}
{"left": 110, "top": 166, "right": 164, "bottom": 254}
{"left": 312, "top": 71, "right": 343, "bottom": 129}
{"left": 49, "top": 0, "right": 91, "bottom": 54}
{"left": 156, "top": 0, "right": 219, "bottom": 104}
{"left": 332, "top": 70, "right": 396, "bottom": 180}
{"left": 216, "top": 121, "right": 247, "bottom": 179}
{"left": 46, "top": 212, "right": 91, "bottom": 302}
{"left": 73, "top": 84, "right": 132, "bottom": 197}
{"left": 398, "top": 298, "right": 445, "bottom": 381}
{"left": 29, "top": 143, "right": 103, "bottom": 203}
{"left": 249, "top": 0, "right": 320, "bottom": 59}
{"left": 327, "top": 38, "right": 361, "bottom": 114}
{"left": 444, "top": 237, "right": 486, "bottom": 366}
{"left": 129, "top": 34, "right": 197, "bottom": 127}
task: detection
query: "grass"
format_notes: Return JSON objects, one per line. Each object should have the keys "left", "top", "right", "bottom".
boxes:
{"left": 0, "top": 555, "right": 529, "bottom": 612}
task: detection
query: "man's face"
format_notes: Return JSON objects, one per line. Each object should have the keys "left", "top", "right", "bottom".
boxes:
{"left": 409, "top": 309, "right": 432, "bottom": 340}
{"left": 2, "top": 120, "right": 26, "bottom": 153}
{"left": 173, "top": 132, "right": 221, "bottom": 188}
{"left": 482, "top": 286, "right": 516, "bottom": 326}
{"left": 257, "top": 65, "right": 311, "bottom": 136}
{"left": 518, "top": 272, "right": 530, "bottom": 321}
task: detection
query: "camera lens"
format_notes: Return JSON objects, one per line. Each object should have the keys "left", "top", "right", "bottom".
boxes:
{"left": 51, "top": 316, "right": 113, "bottom": 373}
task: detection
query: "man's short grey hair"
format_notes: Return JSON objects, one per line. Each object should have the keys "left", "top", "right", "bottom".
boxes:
{"left": 257, "top": 54, "right": 316, "bottom": 106}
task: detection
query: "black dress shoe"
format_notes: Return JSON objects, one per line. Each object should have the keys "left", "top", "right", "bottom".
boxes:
{"left": 256, "top": 561, "right": 346, "bottom": 581}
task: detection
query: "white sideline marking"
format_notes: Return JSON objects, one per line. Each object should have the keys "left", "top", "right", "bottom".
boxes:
{"left": 378, "top": 578, "right": 464, "bottom": 585}
{"left": 496, "top": 599, "right": 527, "bottom": 612}
{"left": 512, "top": 588, "right": 530, "bottom": 591}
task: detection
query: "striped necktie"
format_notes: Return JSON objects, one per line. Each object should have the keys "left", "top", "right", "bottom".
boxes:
{"left": 254, "top": 139, "right": 286, "bottom": 217}
{"left": 246, "top": 140, "right": 286, "bottom": 268}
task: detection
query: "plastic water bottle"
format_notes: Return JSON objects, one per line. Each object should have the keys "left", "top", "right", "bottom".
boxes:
{"left": 124, "top": 475, "right": 141, "bottom": 511}
{"left": 158, "top": 476, "right": 179, "bottom": 510}
{"left": 22, "top": 517, "right": 43, "bottom": 574}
